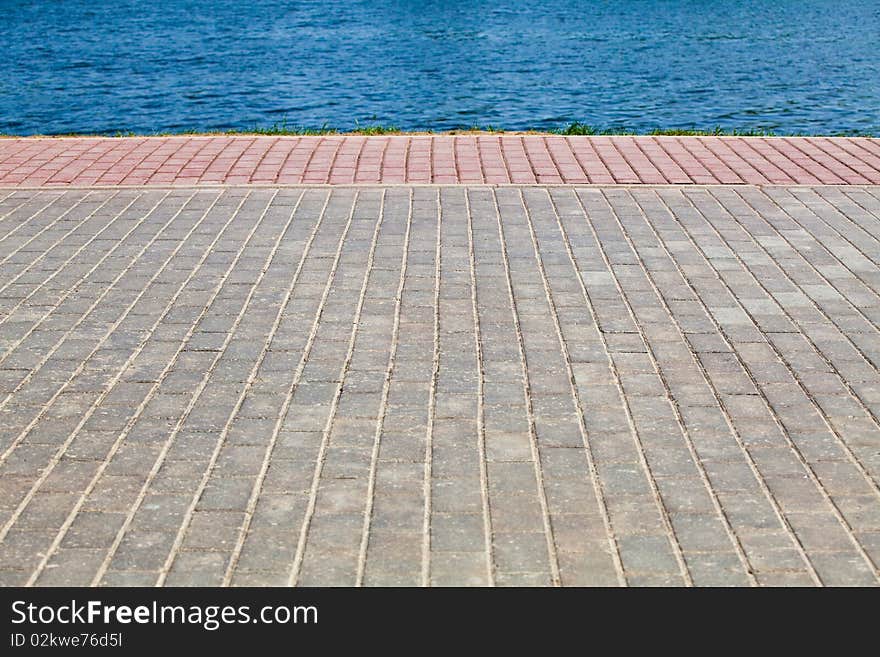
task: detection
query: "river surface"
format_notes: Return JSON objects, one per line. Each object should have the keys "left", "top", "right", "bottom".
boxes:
{"left": 1, "top": 0, "right": 878, "bottom": 134}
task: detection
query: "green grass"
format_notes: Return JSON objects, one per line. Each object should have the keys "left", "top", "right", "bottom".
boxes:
{"left": 2, "top": 121, "right": 876, "bottom": 138}
{"left": 554, "top": 122, "right": 876, "bottom": 137}
{"left": 158, "top": 119, "right": 404, "bottom": 137}
{"left": 558, "top": 123, "right": 775, "bottom": 137}
{"left": 153, "top": 120, "right": 400, "bottom": 136}
{"left": 1, "top": 121, "right": 402, "bottom": 138}
{"left": 352, "top": 121, "right": 401, "bottom": 136}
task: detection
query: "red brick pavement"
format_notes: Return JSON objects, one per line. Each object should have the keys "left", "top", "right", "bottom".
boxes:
{"left": 1, "top": 135, "right": 879, "bottom": 186}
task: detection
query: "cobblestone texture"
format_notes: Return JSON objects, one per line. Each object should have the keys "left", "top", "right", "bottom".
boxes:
{"left": 1, "top": 136, "right": 879, "bottom": 186}
{"left": 0, "top": 185, "right": 879, "bottom": 586}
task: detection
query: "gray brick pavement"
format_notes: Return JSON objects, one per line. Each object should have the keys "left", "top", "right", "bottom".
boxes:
{"left": 1, "top": 185, "right": 879, "bottom": 586}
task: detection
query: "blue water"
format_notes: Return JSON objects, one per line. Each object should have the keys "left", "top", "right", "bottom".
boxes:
{"left": 1, "top": 0, "right": 878, "bottom": 135}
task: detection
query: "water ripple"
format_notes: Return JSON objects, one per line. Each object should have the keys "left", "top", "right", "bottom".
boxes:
{"left": 1, "top": 0, "right": 878, "bottom": 135}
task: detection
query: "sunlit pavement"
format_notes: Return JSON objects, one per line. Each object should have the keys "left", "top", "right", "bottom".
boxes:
{"left": 0, "top": 137, "right": 879, "bottom": 586}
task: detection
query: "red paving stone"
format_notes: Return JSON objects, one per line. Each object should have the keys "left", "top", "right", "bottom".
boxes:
{"left": 1, "top": 135, "right": 879, "bottom": 187}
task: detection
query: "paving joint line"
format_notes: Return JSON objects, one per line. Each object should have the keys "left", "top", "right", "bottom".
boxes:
{"left": 624, "top": 187, "right": 877, "bottom": 581}
{"left": 22, "top": 191, "right": 258, "bottom": 584}
{"left": 0, "top": 189, "right": 226, "bottom": 546}
{"left": 463, "top": 188, "right": 497, "bottom": 586}
{"left": 355, "top": 189, "right": 414, "bottom": 586}
{"left": 288, "top": 189, "right": 387, "bottom": 586}
{"left": 703, "top": 187, "right": 880, "bottom": 494}
{"left": 0, "top": 191, "right": 200, "bottom": 462}
{"left": 518, "top": 188, "right": 628, "bottom": 585}
{"left": 490, "top": 188, "right": 562, "bottom": 586}
{"left": 420, "top": 188, "right": 441, "bottom": 587}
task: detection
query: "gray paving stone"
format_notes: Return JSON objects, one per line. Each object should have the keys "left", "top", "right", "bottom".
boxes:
{"left": 1, "top": 185, "right": 878, "bottom": 587}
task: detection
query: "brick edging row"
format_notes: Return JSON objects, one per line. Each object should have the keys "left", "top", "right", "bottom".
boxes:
{"left": 1, "top": 135, "right": 879, "bottom": 186}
